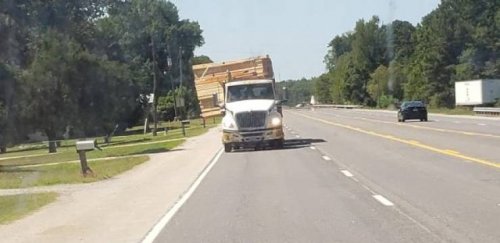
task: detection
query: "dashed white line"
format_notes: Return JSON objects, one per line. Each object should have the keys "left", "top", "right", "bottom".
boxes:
{"left": 477, "top": 123, "right": 487, "bottom": 126}
{"left": 373, "top": 195, "right": 394, "bottom": 206}
{"left": 322, "top": 155, "right": 332, "bottom": 161}
{"left": 340, "top": 170, "right": 353, "bottom": 177}
{"left": 295, "top": 135, "right": 301, "bottom": 138}
{"left": 453, "top": 121, "right": 461, "bottom": 124}
{"left": 310, "top": 146, "right": 316, "bottom": 150}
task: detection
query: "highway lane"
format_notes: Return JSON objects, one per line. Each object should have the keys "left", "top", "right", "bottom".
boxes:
{"left": 155, "top": 134, "right": 438, "bottom": 242}
{"left": 152, "top": 109, "right": 500, "bottom": 242}
{"left": 309, "top": 109, "right": 500, "bottom": 163}
{"left": 284, "top": 109, "right": 500, "bottom": 242}
{"left": 334, "top": 109, "right": 500, "bottom": 135}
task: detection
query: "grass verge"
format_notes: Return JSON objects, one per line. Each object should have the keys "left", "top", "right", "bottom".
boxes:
{"left": 0, "top": 156, "right": 149, "bottom": 189}
{"left": 0, "top": 192, "right": 58, "bottom": 224}
{"left": 427, "top": 107, "right": 475, "bottom": 116}
{"left": 0, "top": 118, "right": 219, "bottom": 159}
{"left": 0, "top": 135, "right": 185, "bottom": 166}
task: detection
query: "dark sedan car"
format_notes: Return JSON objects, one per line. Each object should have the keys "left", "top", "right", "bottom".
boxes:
{"left": 397, "top": 101, "right": 428, "bottom": 122}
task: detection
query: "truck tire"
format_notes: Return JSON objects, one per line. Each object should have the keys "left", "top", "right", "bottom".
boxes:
{"left": 274, "top": 139, "right": 284, "bottom": 149}
{"left": 224, "top": 143, "right": 232, "bottom": 152}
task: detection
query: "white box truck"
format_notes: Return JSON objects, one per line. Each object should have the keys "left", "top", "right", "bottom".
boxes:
{"left": 455, "top": 79, "right": 500, "bottom": 106}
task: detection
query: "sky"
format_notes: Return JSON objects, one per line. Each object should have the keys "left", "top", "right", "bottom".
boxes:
{"left": 170, "top": 0, "right": 440, "bottom": 80}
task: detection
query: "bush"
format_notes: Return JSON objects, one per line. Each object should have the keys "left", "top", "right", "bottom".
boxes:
{"left": 378, "top": 95, "right": 395, "bottom": 108}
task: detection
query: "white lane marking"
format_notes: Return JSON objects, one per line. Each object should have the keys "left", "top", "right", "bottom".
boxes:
{"left": 295, "top": 135, "right": 301, "bottom": 138}
{"left": 141, "top": 148, "right": 224, "bottom": 243}
{"left": 373, "top": 195, "right": 394, "bottom": 206}
{"left": 477, "top": 123, "right": 487, "bottom": 126}
{"left": 453, "top": 121, "right": 461, "bottom": 124}
{"left": 340, "top": 170, "right": 353, "bottom": 177}
{"left": 310, "top": 146, "right": 316, "bottom": 150}
{"left": 434, "top": 119, "right": 440, "bottom": 122}
{"left": 322, "top": 155, "right": 332, "bottom": 161}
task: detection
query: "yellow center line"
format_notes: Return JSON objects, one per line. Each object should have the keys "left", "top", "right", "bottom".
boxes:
{"left": 290, "top": 111, "right": 500, "bottom": 169}
{"left": 353, "top": 114, "right": 500, "bottom": 139}
{"left": 444, "top": 150, "right": 461, "bottom": 154}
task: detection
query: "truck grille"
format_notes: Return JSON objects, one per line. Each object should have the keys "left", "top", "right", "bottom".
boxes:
{"left": 235, "top": 111, "right": 267, "bottom": 129}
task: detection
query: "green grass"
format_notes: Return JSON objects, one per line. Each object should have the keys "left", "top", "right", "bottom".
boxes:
{"left": 427, "top": 107, "right": 475, "bottom": 115}
{"left": 0, "top": 139, "right": 184, "bottom": 167}
{"left": 0, "top": 120, "right": 215, "bottom": 165}
{"left": 0, "top": 192, "right": 58, "bottom": 224}
{"left": 0, "top": 156, "right": 149, "bottom": 189}
{"left": 0, "top": 118, "right": 220, "bottom": 159}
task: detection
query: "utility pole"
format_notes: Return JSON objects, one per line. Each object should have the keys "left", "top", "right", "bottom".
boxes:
{"left": 178, "top": 47, "right": 184, "bottom": 119}
{"left": 179, "top": 47, "right": 183, "bottom": 88}
{"left": 166, "top": 47, "right": 178, "bottom": 120}
{"left": 151, "top": 36, "right": 158, "bottom": 136}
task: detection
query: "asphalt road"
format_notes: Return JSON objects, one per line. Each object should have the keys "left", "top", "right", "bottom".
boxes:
{"left": 153, "top": 109, "right": 500, "bottom": 243}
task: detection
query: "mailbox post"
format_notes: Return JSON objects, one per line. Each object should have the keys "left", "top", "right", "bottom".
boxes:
{"left": 181, "top": 120, "right": 190, "bottom": 137}
{"left": 75, "top": 140, "right": 99, "bottom": 176}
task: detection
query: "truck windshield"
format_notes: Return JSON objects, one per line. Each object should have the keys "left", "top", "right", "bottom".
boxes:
{"left": 227, "top": 83, "right": 275, "bottom": 102}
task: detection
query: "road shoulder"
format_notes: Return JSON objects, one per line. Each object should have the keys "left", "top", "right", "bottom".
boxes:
{"left": 0, "top": 127, "right": 222, "bottom": 243}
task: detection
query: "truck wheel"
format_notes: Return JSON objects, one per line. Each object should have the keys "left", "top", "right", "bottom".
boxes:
{"left": 224, "top": 143, "right": 232, "bottom": 152}
{"left": 274, "top": 139, "right": 284, "bottom": 149}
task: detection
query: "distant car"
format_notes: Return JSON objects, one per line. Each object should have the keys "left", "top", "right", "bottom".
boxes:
{"left": 397, "top": 101, "right": 428, "bottom": 122}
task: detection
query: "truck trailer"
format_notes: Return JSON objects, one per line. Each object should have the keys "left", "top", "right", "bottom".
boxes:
{"left": 455, "top": 79, "right": 500, "bottom": 106}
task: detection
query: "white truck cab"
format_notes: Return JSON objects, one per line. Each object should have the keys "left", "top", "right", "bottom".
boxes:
{"left": 221, "top": 79, "right": 285, "bottom": 152}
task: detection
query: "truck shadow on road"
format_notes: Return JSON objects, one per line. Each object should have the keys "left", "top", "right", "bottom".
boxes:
{"left": 232, "top": 138, "right": 326, "bottom": 152}
{"left": 283, "top": 138, "right": 326, "bottom": 149}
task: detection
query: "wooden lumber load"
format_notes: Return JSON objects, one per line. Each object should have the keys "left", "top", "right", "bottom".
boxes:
{"left": 193, "top": 55, "right": 274, "bottom": 118}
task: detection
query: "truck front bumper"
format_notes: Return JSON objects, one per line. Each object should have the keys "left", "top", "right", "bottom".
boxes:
{"left": 222, "top": 127, "right": 284, "bottom": 146}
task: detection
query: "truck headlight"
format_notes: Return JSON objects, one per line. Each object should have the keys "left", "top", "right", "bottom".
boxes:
{"left": 271, "top": 117, "right": 282, "bottom": 127}
{"left": 222, "top": 115, "right": 237, "bottom": 130}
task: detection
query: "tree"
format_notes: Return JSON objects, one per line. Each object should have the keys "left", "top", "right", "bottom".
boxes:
{"left": 192, "top": 55, "right": 213, "bottom": 65}
{"left": 277, "top": 78, "right": 315, "bottom": 106}
{"left": 315, "top": 74, "right": 333, "bottom": 104}
{"left": 367, "top": 65, "right": 389, "bottom": 104}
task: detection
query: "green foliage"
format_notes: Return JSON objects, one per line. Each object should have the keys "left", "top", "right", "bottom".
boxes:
{"left": 315, "top": 74, "right": 333, "bottom": 103}
{"left": 367, "top": 65, "right": 389, "bottom": 104}
{"left": 0, "top": 0, "right": 205, "bottom": 152}
{"left": 378, "top": 95, "right": 396, "bottom": 109}
{"left": 192, "top": 55, "right": 213, "bottom": 65}
{"left": 276, "top": 78, "right": 315, "bottom": 106}
{"left": 320, "top": 0, "right": 499, "bottom": 108}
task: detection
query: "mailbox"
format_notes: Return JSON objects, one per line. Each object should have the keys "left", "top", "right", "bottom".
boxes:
{"left": 75, "top": 139, "right": 98, "bottom": 176}
{"left": 76, "top": 140, "right": 97, "bottom": 152}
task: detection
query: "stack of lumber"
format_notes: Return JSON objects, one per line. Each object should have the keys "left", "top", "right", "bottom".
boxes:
{"left": 193, "top": 55, "right": 274, "bottom": 118}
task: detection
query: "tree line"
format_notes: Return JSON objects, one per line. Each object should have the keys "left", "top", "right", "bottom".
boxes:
{"left": 0, "top": 0, "right": 204, "bottom": 153}
{"left": 310, "top": 0, "right": 499, "bottom": 108}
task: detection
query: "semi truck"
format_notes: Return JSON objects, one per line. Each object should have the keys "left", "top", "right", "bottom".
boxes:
{"left": 193, "top": 56, "right": 285, "bottom": 152}
{"left": 455, "top": 79, "right": 500, "bottom": 106}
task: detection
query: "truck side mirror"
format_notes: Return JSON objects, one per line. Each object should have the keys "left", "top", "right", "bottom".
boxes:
{"left": 276, "top": 100, "right": 287, "bottom": 105}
